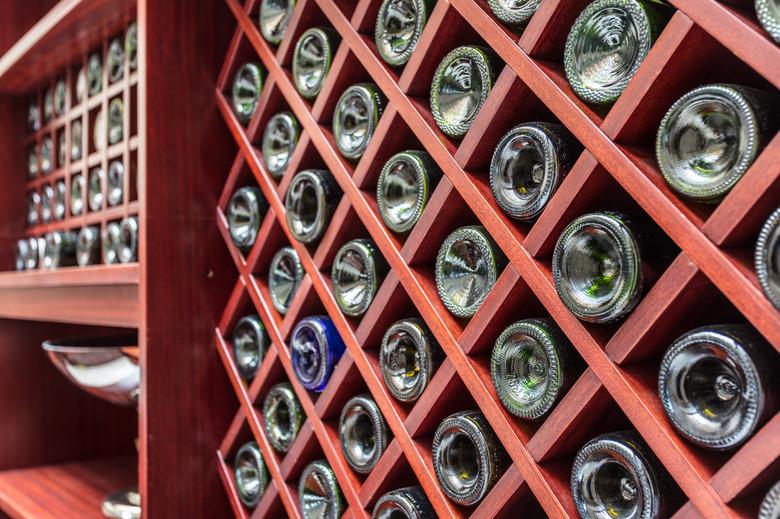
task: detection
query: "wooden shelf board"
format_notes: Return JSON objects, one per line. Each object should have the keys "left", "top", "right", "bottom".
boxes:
{"left": 0, "top": 0, "right": 136, "bottom": 94}
{"left": 0, "top": 264, "right": 139, "bottom": 327}
{"left": 0, "top": 457, "right": 136, "bottom": 519}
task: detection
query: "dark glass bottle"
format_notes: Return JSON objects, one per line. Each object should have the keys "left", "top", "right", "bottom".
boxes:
{"left": 118, "top": 216, "right": 139, "bottom": 264}
{"left": 234, "top": 441, "right": 268, "bottom": 509}
{"left": 108, "top": 97, "right": 124, "bottom": 145}
{"left": 233, "top": 315, "right": 268, "bottom": 381}
{"left": 435, "top": 226, "right": 506, "bottom": 318}
{"left": 490, "top": 122, "right": 581, "bottom": 221}
{"left": 268, "top": 246, "right": 304, "bottom": 315}
{"left": 259, "top": 0, "right": 295, "bottom": 45}
{"left": 227, "top": 186, "right": 268, "bottom": 251}
{"left": 290, "top": 316, "right": 346, "bottom": 392}
{"left": 102, "top": 221, "right": 121, "bottom": 265}
{"left": 27, "top": 191, "right": 40, "bottom": 227}
{"left": 376, "top": 150, "right": 440, "bottom": 234}
{"left": 76, "top": 226, "right": 101, "bottom": 267}
{"left": 70, "top": 174, "right": 85, "bottom": 216}
{"left": 372, "top": 486, "right": 435, "bottom": 519}
{"left": 756, "top": 207, "right": 780, "bottom": 310}
{"left": 231, "top": 62, "right": 264, "bottom": 124}
{"left": 107, "top": 38, "right": 125, "bottom": 83}
{"left": 331, "top": 239, "right": 388, "bottom": 317}
{"left": 299, "top": 459, "right": 344, "bottom": 519}
{"left": 552, "top": 211, "right": 643, "bottom": 323}
{"left": 87, "top": 53, "right": 103, "bottom": 96}
{"left": 488, "top": 0, "right": 541, "bottom": 28}
{"left": 432, "top": 410, "right": 506, "bottom": 506}
{"left": 285, "top": 169, "right": 341, "bottom": 244}
{"left": 71, "top": 119, "right": 83, "bottom": 161}
{"left": 759, "top": 481, "right": 780, "bottom": 519}
{"left": 756, "top": 0, "right": 780, "bottom": 43}
{"left": 263, "top": 382, "right": 304, "bottom": 453}
{"left": 292, "top": 28, "right": 339, "bottom": 100}
{"left": 126, "top": 22, "right": 138, "bottom": 71}
{"left": 339, "top": 394, "right": 391, "bottom": 474}
{"left": 375, "top": 0, "right": 432, "bottom": 66}
{"left": 107, "top": 160, "right": 125, "bottom": 207}
{"left": 42, "top": 230, "right": 77, "bottom": 269}
{"left": 380, "top": 318, "right": 442, "bottom": 402}
{"left": 88, "top": 167, "right": 105, "bottom": 212}
{"left": 261, "top": 111, "right": 300, "bottom": 179}
{"left": 658, "top": 324, "right": 777, "bottom": 450}
{"left": 571, "top": 431, "right": 667, "bottom": 519}
{"left": 333, "top": 83, "right": 385, "bottom": 160}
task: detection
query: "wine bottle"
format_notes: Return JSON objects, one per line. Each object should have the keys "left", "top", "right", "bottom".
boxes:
{"left": 552, "top": 211, "right": 643, "bottom": 323}
{"left": 40, "top": 136, "right": 52, "bottom": 175}
{"left": 40, "top": 184, "right": 55, "bottom": 223}
{"left": 75, "top": 66, "right": 87, "bottom": 104}
{"left": 77, "top": 226, "right": 101, "bottom": 267}
{"left": 377, "top": 150, "right": 440, "bottom": 234}
{"left": 658, "top": 324, "right": 777, "bottom": 450}
{"left": 756, "top": 0, "right": 780, "bottom": 42}
{"left": 285, "top": 169, "right": 341, "bottom": 244}
{"left": 42, "top": 231, "right": 77, "bottom": 269}
{"left": 231, "top": 62, "right": 264, "bottom": 124}
{"left": 94, "top": 107, "right": 106, "bottom": 151}
{"left": 118, "top": 216, "right": 138, "bottom": 264}
{"left": 27, "top": 191, "right": 40, "bottom": 227}
{"left": 107, "top": 160, "right": 125, "bottom": 207}
{"left": 339, "top": 394, "right": 390, "bottom": 474}
{"left": 28, "top": 146, "right": 37, "bottom": 179}
{"left": 299, "top": 459, "right": 343, "bottom": 519}
{"left": 108, "top": 97, "right": 124, "bottom": 145}
{"left": 53, "top": 79, "right": 66, "bottom": 117}
{"left": 656, "top": 84, "right": 778, "bottom": 202}
{"left": 89, "top": 167, "right": 106, "bottom": 212}
{"left": 126, "top": 22, "right": 138, "bottom": 71}
{"left": 259, "top": 0, "right": 295, "bottom": 45}
{"left": 14, "top": 240, "right": 29, "bottom": 271}
{"left": 564, "top": 0, "right": 665, "bottom": 104}
{"left": 333, "top": 83, "right": 385, "bottom": 160}
{"left": 232, "top": 315, "right": 268, "bottom": 381}
{"left": 490, "top": 122, "right": 581, "bottom": 221}
{"left": 53, "top": 180, "right": 66, "bottom": 221}
{"left": 70, "top": 174, "right": 85, "bottom": 216}
{"left": 233, "top": 441, "right": 268, "bottom": 508}
{"left": 432, "top": 410, "right": 506, "bottom": 506}
{"left": 71, "top": 120, "right": 83, "bottom": 161}
{"left": 375, "top": 0, "right": 432, "bottom": 66}
{"left": 290, "top": 316, "right": 346, "bottom": 392}
{"left": 107, "top": 37, "right": 125, "bottom": 83}
{"left": 28, "top": 101, "right": 40, "bottom": 131}
{"left": 435, "top": 225, "right": 506, "bottom": 318}
{"left": 488, "top": 0, "right": 541, "bottom": 28}
{"left": 268, "top": 246, "right": 304, "bottom": 315}
{"left": 292, "top": 28, "right": 340, "bottom": 100}
{"left": 372, "top": 486, "right": 435, "bottom": 519}
{"left": 571, "top": 431, "right": 666, "bottom": 519}
{"left": 44, "top": 87, "right": 53, "bottom": 123}
{"left": 756, "top": 207, "right": 780, "bottom": 310}
{"left": 58, "top": 131, "right": 66, "bottom": 168}
{"left": 430, "top": 46, "right": 498, "bottom": 138}
{"left": 331, "top": 239, "right": 388, "bottom": 317}
{"left": 263, "top": 382, "right": 304, "bottom": 453}
{"left": 261, "top": 111, "right": 300, "bottom": 179}
{"left": 102, "top": 221, "right": 122, "bottom": 265}
{"left": 491, "top": 318, "right": 577, "bottom": 419}
{"left": 227, "top": 186, "right": 267, "bottom": 251}
{"left": 87, "top": 53, "right": 103, "bottom": 96}
{"left": 759, "top": 481, "right": 780, "bottom": 519}
{"left": 380, "top": 318, "right": 442, "bottom": 402}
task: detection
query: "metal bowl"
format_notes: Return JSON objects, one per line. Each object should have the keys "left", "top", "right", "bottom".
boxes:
{"left": 42, "top": 336, "right": 140, "bottom": 408}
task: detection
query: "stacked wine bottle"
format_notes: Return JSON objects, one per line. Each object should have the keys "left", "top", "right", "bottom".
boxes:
{"left": 216, "top": 0, "right": 780, "bottom": 518}
{"left": 15, "top": 22, "right": 140, "bottom": 272}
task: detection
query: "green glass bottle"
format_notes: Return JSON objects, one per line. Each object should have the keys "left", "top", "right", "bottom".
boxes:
{"left": 372, "top": 486, "right": 435, "bottom": 519}
{"left": 756, "top": 0, "right": 780, "bottom": 43}
{"left": 259, "top": 0, "right": 295, "bottom": 45}
{"left": 380, "top": 318, "right": 442, "bottom": 402}
{"left": 756, "top": 207, "right": 780, "bottom": 310}
{"left": 233, "top": 441, "right": 268, "bottom": 509}
{"left": 488, "top": 0, "right": 541, "bottom": 28}
{"left": 231, "top": 62, "right": 264, "bottom": 124}
{"left": 375, "top": 0, "right": 432, "bottom": 66}
{"left": 292, "top": 28, "right": 339, "bottom": 100}
{"left": 339, "top": 394, "right": 391, "bottom": 473}
{"left": 377, "top": 151, "right": 440, "bottom": 234}
{"left": 299, "top": 460, "right": 343, "bottom": 519}
{"left": 331, "top": 239, "right": 388, "bottom": 317}
{"left": 261, "top": 111, "right": 300, "bottom": 179}
{"left": 333, "top": 83, "right": 385, "bottom": 160}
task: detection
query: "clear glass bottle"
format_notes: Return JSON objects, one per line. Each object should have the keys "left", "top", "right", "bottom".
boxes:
{"left": 656, "top": 84, "right": 777, "bottom": 203}
{"left": 658, "top": 324, "right": 776, "bottom": 450}
{"left": 333, "top": 83, "right": 385, "bottom": 161}
{"left": 756, "top": 0, "right": 780, "bottom": 42}
{"left": 380, "top": 318, "right": 442, "bottom": 402}
{"left": 108, "top": 160, "right": 125, "bottom": 207}
{"left": 331, "top": 239, "right": 388, "bottom": 317}
{"left": 40, "top": 184, "right": 55, "bottom": 223}
{"left": 107, "top": 38, "right": 125, "bottom": 83}
{"left": 263, "top": 382, "right": 304, "bottom": 453}
{"left": 491, "top": 318, "right": 577, "bottom": 420}
{"left": 42, "top": 231, "right": 77, "bottom": 269}
{"left": 89, "top": 167, "right": 106, "bottom": 212}
{"left": 285, "top": 169, "right": 341, "bottom": 244}
{"left": 232, "top": 315, "right": 268, "bottom": 380}
{"left": 430, "top": 46, "right": 498, "bottom": 138}
{"left": 27, "top": 191, "right": 40, "bottom": 227}
{"left": 54, "top": 78, "right": 66, "bottom": 117}
{"left": 102, "top": 221, "right": 122, "bottom": 265}
{"left": 290, "top": 316, "right": 346, "bottom": 392}
{"left": 268, "top": 246, "right": 304, "bottom": 315}
{"left": 339, "top": 394, "right": 390, "bottom": 474}
{"left": 552, "top": 211, "right": 643, "bottom": 323}
{"left": 564, "top": 0, "right": 664, "bottom": 105}
{"left": 227, "top": 186, "right": 268, "bottom": 251}
{"left": 435, "top": 225, "right": 506, "bottom": 318}
{"left": 70, "top": 174, "right": 85, "bottom": 216}
{"left": 375, "top": 0, "right": 431, "bottom": 66}
{"left": 231, "top": 62, "right": 264, "bottom": 124}
{"left": 118, "top": 216, "right": 138, "bottom": 264}
{"left": 299, "top": 459, "right": 343, "bottom": 519}
{"left": 490, "top": 122, "right": 581, "bottom": 221}
{"left": 233, "top": 441, "right": 268, "bottom": 509}
{"left": 488, "top": 0, "right": 541, "bottom": 28}
{"left": 259, "top": 0, "right": 295, "bottom": 45}
{"left": 759, "top": 481, "right": 780, "bottom": 519}
{"left": 372, "top": 486, "right": 435, "bottom": 519}
{"left": 377, "top": 150, "right": 440, "bottom": 234}
{"left": 571, "top": 431, "right": 666, "bottom": 519}
{"left": 87, "top": 53, "right": 103, "bottom": 96}
{"left": 261, "top": 111, "right": 300, "bottom": 179}
{"left": 40, "top": 136, "right": 53, "bottom": 175}
{"left": 432, "top": 410, "right": 506, "bottom": 506}
{"left": 77, "top": 226, "right": 101, "bottom": 267}
{"left": 756, "top": 207, "right": 780, "bottom": 310}
{"left": 292, "top": 28, "right": 339, "bottom": 100}
{"left": 108, "top": 97, "right": 124, "bottom": 145}
{"left": 126, "top": 22, "right": 138, "bottom": 71}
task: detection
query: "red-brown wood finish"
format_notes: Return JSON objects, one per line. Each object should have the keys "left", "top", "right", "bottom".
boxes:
{"left": 213, "top": 0, "right": 780, "bottom": 518}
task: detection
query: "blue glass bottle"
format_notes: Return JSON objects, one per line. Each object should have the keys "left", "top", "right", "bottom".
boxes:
{"left": 291, "top": 316, "right": 346, "bottom": 392}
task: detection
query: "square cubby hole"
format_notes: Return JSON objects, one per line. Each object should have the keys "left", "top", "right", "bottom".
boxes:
{"left": 397, "top": 1, "right": 510, "bottom": 149}
{"left": 401, "top": 176, "right": 508, "bottom": 336}
{"left": 218, "top": 157, "right": 266, "bottom": 266}
{"left": 472, "top": 465, "right": 546, "bottom": 519}
{"left": 248, "top": 81, "right": 301, "bottom": 186}
{"left": 358, "top": 441, "right": 429, "bottom": 512}
{"left": 87, "top": 105, "right": 104, "bottom": 156}
{"left": 523, "top": 159, "right": 680, "bottom": 347}
{"left": 607, "top": 259, "right": 780, "bottom": 478}
{"left": 276, "top": 0, "right": 339, "bottom": 73}
{"left": 222, "top": 415, "right": 272, "bottom": 517}
{"left": 459, "top": 264, "right": 587, "bottom": 444}
{"left": 536, "top": 391, "right": 685, "bottom": 516}
{"left": 602, "top": 13, "right": 780, "bottom": 228}
{"left": 217, "top": 32, "right": 268, "bottom": 129}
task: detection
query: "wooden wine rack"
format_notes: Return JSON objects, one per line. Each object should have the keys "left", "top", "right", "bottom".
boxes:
{"left": 213, "top": 0, "right": 780, "bottom": 518}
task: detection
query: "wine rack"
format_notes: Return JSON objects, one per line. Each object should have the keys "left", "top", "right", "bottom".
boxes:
{"left": 214, "top": 0, "right": 780, "bottom": 518}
